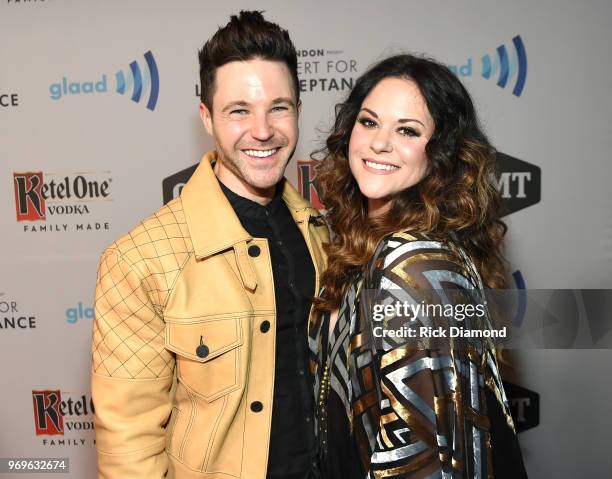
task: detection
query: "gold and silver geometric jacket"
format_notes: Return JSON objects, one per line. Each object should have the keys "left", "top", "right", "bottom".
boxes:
{"left": 311, "top": 232, "right": 517, "bottom": 478}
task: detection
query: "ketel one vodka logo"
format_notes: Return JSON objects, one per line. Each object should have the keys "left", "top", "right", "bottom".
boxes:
{"left": 32, "top": 390, "right": 95, "bottom": 437}
{"left": 296, "top": 160, "right": 324, "bottom": 210}
{"left": 13, "top": 171, "right": 112, "bottom": 222}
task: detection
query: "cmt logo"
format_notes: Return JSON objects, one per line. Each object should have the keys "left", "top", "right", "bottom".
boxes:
{"left": 503, "top": 382, "right": 540, "bottom": 433}
{"left": 49, "top": 51, "right": 159, "bottom": 111}
{"left": 448, "top": 35, "right": 528, "bottom": 97}
{"left": 162, "top": 164, "right": 197, "bottom": 204}
{"left": 496, "top": 152, "right": 541, "bottom": 216}
{"left": 511, "top": 270, "right": 527, "bottom": 328}
{"left": 297, "top": 160, "right": 324, "bottom": 210}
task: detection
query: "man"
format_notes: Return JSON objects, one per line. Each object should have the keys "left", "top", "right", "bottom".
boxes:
{"left": 91, "top": 11, "right": 328, "bottom": 479}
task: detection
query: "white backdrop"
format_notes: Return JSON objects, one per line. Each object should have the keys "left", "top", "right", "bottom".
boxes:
{"left": 1, "top": 0, "right": 611, "bottom": 477}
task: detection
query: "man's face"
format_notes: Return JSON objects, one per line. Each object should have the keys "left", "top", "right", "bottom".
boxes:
{"left": 200, "top": 59, "right": 300, "bottom": 203}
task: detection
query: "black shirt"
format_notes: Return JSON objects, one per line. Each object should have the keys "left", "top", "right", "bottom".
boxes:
{"left": 220, "top": 180, "right": 318, "bottom": 479}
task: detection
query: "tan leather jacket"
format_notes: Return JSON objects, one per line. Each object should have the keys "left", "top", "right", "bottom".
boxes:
{"left": 91, "top": 151, "right": 328, "bottom": 479}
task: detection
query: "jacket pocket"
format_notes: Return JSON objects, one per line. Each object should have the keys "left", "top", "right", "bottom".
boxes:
{"left": 165, "top": 316, "right": 244, "bottom": 402}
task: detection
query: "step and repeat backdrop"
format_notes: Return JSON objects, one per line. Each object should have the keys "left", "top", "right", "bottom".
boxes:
{"left": 1, "top": 0, "right": 611, "bottom": 477}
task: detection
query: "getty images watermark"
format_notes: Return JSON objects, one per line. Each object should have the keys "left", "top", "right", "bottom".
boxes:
{"left": 363, "top": 289, "right": 612, "bottom": 350}
{"left": 372, "top": 299, "right": 502, "bottom": 339}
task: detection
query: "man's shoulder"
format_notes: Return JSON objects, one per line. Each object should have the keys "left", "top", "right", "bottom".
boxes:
{"left": 101, "top": 197, "right": 194, "bottom": 270}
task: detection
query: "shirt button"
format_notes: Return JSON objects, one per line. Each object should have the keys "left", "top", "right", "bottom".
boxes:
{"left": 250, "top": 401, "right": 263, "bottom": 412}
{"left": 289, "top": 281, "right": 294, "bottom": 288}
{"left": 277, "top": 239, "right": 283, "bottom": 246}
{"left": 299, "top": 369, "right": 305, "bottom": 376}
{"left": 305, "top": 417, "right": 311, "bottom": 423}
{"left": 248, "top": 245, "right": 260, "bottom": 257}
{"left": 260, "top": 320, "right": 271, "bottom": 333}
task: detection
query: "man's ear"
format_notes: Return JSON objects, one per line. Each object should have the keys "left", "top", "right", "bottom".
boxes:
{"left": 199, "top": 102, "right": 213, "bottom": 135}
{"left": 296, "top": 99, "right": 302, "bottom": 116}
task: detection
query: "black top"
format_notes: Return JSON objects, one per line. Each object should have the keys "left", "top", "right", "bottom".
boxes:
{"left": 220, "top": 181, "right": 318, "bottom": 479}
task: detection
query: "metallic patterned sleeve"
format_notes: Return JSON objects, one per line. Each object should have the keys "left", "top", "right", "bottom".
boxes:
{"left": 363, "top": 234, "right": 501, "bottom": 478}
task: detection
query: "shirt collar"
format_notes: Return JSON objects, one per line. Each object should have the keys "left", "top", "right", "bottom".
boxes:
{"left": 180, "top": 150, "right": 322, "bottom": 259}
{"left": 219, "top": 179, "right": 285, "bottom": 221}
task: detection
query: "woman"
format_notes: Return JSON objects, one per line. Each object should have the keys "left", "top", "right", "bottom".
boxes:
{"left": 311, "top": 54, "right": 527, "bottom": 478}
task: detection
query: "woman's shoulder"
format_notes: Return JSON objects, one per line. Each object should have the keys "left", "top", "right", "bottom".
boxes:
{"left": 377, "top": 230, "right": 460, "bottom": 266}
{"left": 373, "top": 230, "right": 478, "bottom": 288}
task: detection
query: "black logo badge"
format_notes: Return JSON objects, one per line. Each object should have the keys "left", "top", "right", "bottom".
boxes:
{"left": 162, "top": 164, "right": 198, "bottom": 204}
{"left": 497, "top": 152, "right": 541, "bottom": 217}
{"left": 503, "top": 381, "right": 540, "bottom": 433}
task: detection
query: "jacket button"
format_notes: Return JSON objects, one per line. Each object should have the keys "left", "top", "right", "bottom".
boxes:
{"left": 196, "top": 344, "right": 209, "bottom": 358}
{"left": 250, "top": 401, "right": 263, "bottom": 412}
{"left": 260, "top": 320, "right": 270, "bottom": 333}
{"left": 248, "top": 245, "right": 260, "bottom": 257}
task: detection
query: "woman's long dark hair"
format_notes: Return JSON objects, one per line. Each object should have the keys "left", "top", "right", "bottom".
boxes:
{"left": 315, "top": 54, "right": 508, "bottom": 311}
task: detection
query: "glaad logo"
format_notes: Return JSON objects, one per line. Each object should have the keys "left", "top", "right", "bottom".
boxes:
{"left": 66, "top": 302, "right": 94, "bottom": 324}
{"left": 162, "top": 164, "right": 198, "bottom": 204}
{"left": 448, "top": 35, "right": 528, "bottom": 97}
{"left": 481, "top": 36, "right": 527, "bottom": 97}
{"left": 32, "top": 390, "right": 95, "bottom": 446}
{"left": 496, "top": 152, "right": 541, "bottom": 216}
{"left": 49, "top": 51, "right": 159, "bottom": 111}
{"left": 297, "top": 160, "right": 324, "bottom": 210}
{"left": 115, "top": 51, "right": 160, "bottom": 111}
{"left": 502, "top": 381, "right": 540, "bottom": 433}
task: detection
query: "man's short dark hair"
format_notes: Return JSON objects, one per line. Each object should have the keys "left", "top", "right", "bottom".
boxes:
{"left": 198, "top": 10, "right": 299, "bottom": 110}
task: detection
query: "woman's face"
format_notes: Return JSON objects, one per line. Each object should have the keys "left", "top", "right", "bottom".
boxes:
{"left": 348, "top": 77, "right": 434, "bottom": 217}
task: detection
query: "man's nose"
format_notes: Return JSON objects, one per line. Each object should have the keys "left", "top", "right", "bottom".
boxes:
{"left": 250, "top": 112, "right": 274, "bottom": 142}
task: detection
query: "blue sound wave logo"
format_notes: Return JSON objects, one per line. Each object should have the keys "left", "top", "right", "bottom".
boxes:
{"left": 48, "top": 51, "right": 160, "bottom": 111}
{"left": 481, "top": 36, "right": 527, "bottom": 97}
{"left": 115, "top": 51, "right": 160, "bottom": 111}
{"left": 447, "top": 35, "right": 527, "bottom": 98}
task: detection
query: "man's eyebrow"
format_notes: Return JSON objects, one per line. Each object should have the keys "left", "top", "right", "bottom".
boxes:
{"left": 221, "top": 101, "right": 250, "bottom": 113}
{"left": 272, "top": 97, "right": 295, "bottom": 105}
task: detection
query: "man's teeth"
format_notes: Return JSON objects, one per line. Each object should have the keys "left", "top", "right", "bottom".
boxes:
{"left": 365, "top": 160, "right": 399, "bottom": 171}
{"left": 244, "top": 149, "right": 278, "bottom": 158}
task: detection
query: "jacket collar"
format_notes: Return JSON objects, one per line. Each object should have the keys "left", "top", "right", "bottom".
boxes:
{"left": 181, "top": 150, "right": 320, "bottom": 259}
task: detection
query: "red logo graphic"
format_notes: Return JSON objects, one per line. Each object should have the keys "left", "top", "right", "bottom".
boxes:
{"left": 14, "top": 172, "right": 46, "bottom": 221}
{"left": 297, "top": 160, "right": 325, "bottom": 210}
{"left": 32, "top": 390, "right": 64, "bottom": 435}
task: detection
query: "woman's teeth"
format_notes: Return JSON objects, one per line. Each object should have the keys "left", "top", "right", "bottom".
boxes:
{"left": 365, "top": 160, "right": 399, "bottom": 171}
